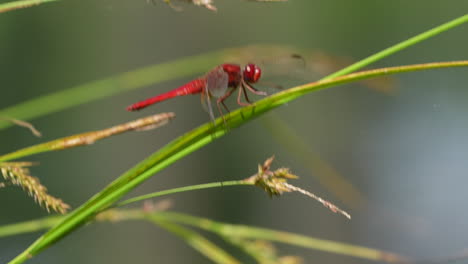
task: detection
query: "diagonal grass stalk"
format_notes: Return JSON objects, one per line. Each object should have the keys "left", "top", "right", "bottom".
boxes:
{"left": 0, "top": 0, "right": 57, "bottom": 13}
{"left": 0, "top": 113, "right": 175, "bottom": 162}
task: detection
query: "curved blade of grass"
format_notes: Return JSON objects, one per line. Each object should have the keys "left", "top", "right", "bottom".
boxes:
{"left": 9, "top": 61, "right": 468, "bottom": 264}
{"left": 324, "top": 14, "right": 468, "bottom": 80}
{"left": 0, "top": 0, "right": 57, "bottom": 13}
{"left": 147, "top": 216, "right": 241, "bottom": 264}
{"left": 154, "top": 211, "right": 406, "bottom": 263}
{"left": 116, "top": 180, "right": 248, "bottom": 207}
{"left": 0, "top": 216, "right": 63, "bottom": 237}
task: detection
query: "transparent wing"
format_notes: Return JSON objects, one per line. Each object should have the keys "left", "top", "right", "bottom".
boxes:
{"left": 201, "top": 67, "right": 229, "bottom": 122}
{"left": 201, "top": 92, "right": 216, "bottom": 122}
{"left": 205, "top": 66, "right": 229, "bottom": 98}
{"left": 221, "top": 44, "right": 395, "bottom": 94}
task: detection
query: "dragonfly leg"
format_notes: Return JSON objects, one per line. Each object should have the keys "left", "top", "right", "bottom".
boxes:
{"left": 220, "top": 100, "right": 230, "bottom": 113}
{"left": 216, "top": 87, "right": 235, "bottom": 113}
{"left": 216, "top": 101, "right": 228, "bottom": 127}
{"left": 237, "top": 85, "right": 251, "bottom": 107}
{"left": 215, "top": 88, "right": 235, "bottom": 126}
{"left": 242, "top": 80, "right": 267, "bottom": 96}
{"left": 243, "top": 84, "right": 254, "bottom": 103}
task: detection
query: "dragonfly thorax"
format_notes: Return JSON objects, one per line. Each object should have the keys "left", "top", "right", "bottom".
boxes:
{"left": 221, "top": 64, "right": 242, "bottom": 87}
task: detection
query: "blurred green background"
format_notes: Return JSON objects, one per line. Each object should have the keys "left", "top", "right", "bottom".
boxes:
{"left": 1, "top": 0, "right": 468, "bottom": 263}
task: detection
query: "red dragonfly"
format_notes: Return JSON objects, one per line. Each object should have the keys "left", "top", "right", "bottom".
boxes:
{"left": 126, "top": 63, "right": 266, "bottom": 121}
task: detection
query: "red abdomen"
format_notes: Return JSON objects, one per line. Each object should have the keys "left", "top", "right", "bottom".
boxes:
{"left": 126, "top": 79, "right": 205, "bottom": 111}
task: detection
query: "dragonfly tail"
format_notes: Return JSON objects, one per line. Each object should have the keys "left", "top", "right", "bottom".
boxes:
{"left": 127, "top": 79, "right": 205, "bottom": 111}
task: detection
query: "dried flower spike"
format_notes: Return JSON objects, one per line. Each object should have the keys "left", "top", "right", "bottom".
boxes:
{"left": 0, "top": 162, "right": 70, "bottom": 214}
{"left": 51, "top": 112, "right": 175, "bottom": 150}
{"left": 245, "top": 156, "right": 351, "bottom": 219}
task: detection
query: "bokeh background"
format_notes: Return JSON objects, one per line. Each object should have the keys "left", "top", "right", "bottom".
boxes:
{"left": 1, "top": 0, "right": 468, "bottom": 263}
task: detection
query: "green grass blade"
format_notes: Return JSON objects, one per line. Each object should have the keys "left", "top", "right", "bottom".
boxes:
{"left": 148, "top": 216, "right": 241, "bottom": 264}
{"left": 323, "top": 13, "right": 468, "bottom": 80}
{"left": 0, "top": 210, "right": 403, "bottom": 262}
{"left": 0, "top": 216, "right": 62, "bottom": 237}
{"left": 3, "top": 209, "right": 397, "bottom": 262}
{"left": 116, "top": 180, "right": 248, "bottom": 207}
{"left": 0, "top": 0, "right": 57, "bottom": 13}
{"left": 155, "top": 211, "right": 405, "bottom": 262}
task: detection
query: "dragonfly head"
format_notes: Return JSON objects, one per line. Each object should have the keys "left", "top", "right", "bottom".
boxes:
{"left": 243, "top": 64, "right": 262, "bottom": 83}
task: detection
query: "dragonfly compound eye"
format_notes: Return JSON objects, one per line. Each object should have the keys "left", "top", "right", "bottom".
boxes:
{"left": 243, "top": 64, "right": 262, "bottom": 83}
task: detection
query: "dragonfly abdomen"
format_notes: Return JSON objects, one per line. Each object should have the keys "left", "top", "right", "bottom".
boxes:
{"left": 126, "top": 79, "right": 205, "bottom": 111}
